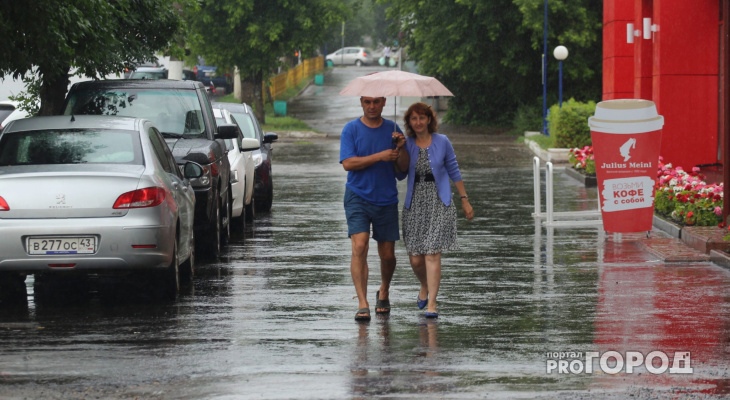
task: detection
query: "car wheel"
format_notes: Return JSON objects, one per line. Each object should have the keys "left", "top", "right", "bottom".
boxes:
{"left": 246, "top": 195, "right": 255, "bottom": 222}
{"left": 155, "top": 239, "right": 179, "bottom": 301}
{"left": 200, "top": 189, "right": 222, "bottom": 259}
{"left": 179, "top": 229, "right": 195, "bottom": 283}
{"left": 256, "top": 170, "right": 274, "bottom": 213}
{"left": 221, "top": 189, "right": 231, "bottom": 246}
{"left": 355, "top": 59, "right": 363, "bottom": 67}
{"left": 233, "top": 206, "right": 246, "bottom": 234}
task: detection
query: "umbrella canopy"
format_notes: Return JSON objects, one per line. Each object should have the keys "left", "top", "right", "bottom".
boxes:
{"left": 339, "top": 70, "right": 454, "bottom": 97}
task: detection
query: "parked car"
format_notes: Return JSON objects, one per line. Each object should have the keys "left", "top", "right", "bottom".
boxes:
{"left": 63, "top": 79, "right": 238, "bottom": 259}
{"left": 212, "top": 102, "right": 278, "bottom": 212}
{"left": 123, "top": 60, "right": 160, "bottom": 79}
{"left": 0, "top": 100, "right": 30, "bottom": 132}
{"left": 213, "top": 107, "right": 259, "bottom": 232}
{"left": 182, "top": 69, "right": 197, "bottom": 81}
{"left": 0, "top": 115, "right": 203, "bottom": 302}
{"left": 129, "top": 66, "right": 168, "bottom": 80}
{"left": 325, "top": 47, "right": 374, "bottom": 67}
{"left": 193, "top": 65, "right": 232, "bottom": 94}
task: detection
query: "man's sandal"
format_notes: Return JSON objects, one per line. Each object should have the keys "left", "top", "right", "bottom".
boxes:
{"left": 375, "top": 290, "right": 391, "bottom": 314}
{"left": 355, "top": 308, "right": 371, "bottom": 321}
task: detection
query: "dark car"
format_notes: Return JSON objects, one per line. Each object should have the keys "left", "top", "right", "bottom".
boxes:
{"left": 212, "top": 102, "right": 277, "bottom": 213}
{"left": 194, "top": 65, "right": 232, "bottom": 94}
{"left": 63, "top": 80, "right": 238, "bottom": 259}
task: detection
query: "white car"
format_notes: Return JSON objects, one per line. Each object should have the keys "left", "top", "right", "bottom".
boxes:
{"left": 213, "top": 108, "right": 259, "bottom": 232}
{"left": 325, "top": 47, "right": 374, "bottom": 67}
{"left": 0, "top": 100, "right": 30, "bottom": 132}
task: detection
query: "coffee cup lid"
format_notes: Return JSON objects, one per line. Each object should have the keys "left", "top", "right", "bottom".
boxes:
{"left": 588, "top": 99, "right": 664, "bottom": 134}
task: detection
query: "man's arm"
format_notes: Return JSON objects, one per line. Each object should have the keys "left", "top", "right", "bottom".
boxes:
{"left": 342, "top": 149, "right": 399, "bottom": 171}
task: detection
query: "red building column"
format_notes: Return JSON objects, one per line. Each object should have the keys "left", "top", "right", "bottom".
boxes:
{"left": 603, "top": 0, "right": 635, "bottom": 100}
{"left": 652, "top": 1, "right": 719, "bottom": 169}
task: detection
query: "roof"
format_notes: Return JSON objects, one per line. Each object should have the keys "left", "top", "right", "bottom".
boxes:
{"left": 69, "top": 79, "right": 205, "bottom": 90}
{"left": 3, "top": 115, "right": 145, "bottom": 133}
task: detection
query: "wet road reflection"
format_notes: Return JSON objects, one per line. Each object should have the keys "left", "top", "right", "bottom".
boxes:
{"left": 0, "top": 69, "right": 728, "bottom": 399}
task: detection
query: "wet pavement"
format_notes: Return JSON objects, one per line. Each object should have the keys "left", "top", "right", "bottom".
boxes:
{"left": 0, "top": 66, "right": 728, "bottom": 399}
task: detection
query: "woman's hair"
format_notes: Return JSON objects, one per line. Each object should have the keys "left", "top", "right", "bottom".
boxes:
{"left": 403, "top": 102, "right": 438, "bottom": 137}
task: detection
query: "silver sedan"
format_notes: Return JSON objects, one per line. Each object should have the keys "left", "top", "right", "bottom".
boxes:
{"left": 0, "top": 115, "right": 203, "bottom": 301}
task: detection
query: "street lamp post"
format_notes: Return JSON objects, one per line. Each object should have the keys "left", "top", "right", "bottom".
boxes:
{"left": 553, "top": 45, "right": 568, "bottom": 108}
{"left": 542, "top": 0, "right": 548, "bottom": 134}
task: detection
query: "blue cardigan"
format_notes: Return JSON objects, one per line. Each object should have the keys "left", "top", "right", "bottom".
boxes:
{"left": 403, "top": 133, "right": 462, "bottom": 209}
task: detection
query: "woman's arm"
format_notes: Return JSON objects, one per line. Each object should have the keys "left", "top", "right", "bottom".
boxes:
{"left": 454, "top": 180, "right": 474, "bottom": 220}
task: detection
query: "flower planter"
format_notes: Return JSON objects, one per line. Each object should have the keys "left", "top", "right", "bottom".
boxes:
{"left": 564, "top": 167, "right": 597, "bottom": 187}
{"left": 709, "top": 250, "right": 730, "bottom": 271}
{"left": 652, "top": 214, "right": 683, "bottom": 239}
{"left": 681, "top": 226, "right": 730, "bottom": 254}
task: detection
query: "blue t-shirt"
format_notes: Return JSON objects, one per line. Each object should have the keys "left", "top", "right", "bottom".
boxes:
{"left": 339, "top": 117, "right": 403, "bottom": 206}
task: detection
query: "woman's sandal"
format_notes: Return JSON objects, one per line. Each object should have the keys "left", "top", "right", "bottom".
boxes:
{"left": 375, "top": 290, "right": 391, "bottom": 314}
{"left": 416, "top": 296, "right": 427, "bottom": 310}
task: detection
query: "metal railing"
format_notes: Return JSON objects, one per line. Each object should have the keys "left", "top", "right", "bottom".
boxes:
{"left": 532, "top": 156, "right": 603, "bottom": 228}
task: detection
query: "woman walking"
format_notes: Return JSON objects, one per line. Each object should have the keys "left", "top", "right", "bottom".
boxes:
{"left": 395, "top": 102, "right": 474, "bottom": 318}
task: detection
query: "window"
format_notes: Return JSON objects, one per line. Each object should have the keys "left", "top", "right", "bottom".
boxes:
{"left": 0, "top": 129, "right": 142, "bottom": 166}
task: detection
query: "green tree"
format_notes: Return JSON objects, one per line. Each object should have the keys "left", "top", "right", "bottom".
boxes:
{"left": 186, "top": 0, "right": 348, "bottom": 123}
{"left": 382, "top": 0, "right": 601, "bottom": 127}
{"left": 0, "top": 0, "right": 184, "bottom": 115}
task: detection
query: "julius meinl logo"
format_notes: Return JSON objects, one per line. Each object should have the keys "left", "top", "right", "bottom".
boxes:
{"left": 546, "top": 350, "right": 693, "bottom": 375}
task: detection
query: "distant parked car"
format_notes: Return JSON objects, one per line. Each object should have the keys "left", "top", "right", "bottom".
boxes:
{"left": 0, "top": 115, "right": 203, "bottom": 302}
{"left": 213, "top": 107, "right": 260, "bottom": 231}
{"left": 123, "top": 60, "right": 160, "bottom": 79}
{"left": 0, "top": 100, "right": 30, "bottom": 132}
{"left": 325, "top": 47, "right": 374, "bottom": 67}
{"left": 193, "top": 65, "right": 231, "bottom": 94}
{"left": 129, "top": 67, "right": 168, "bottom": 80}
{"left": 212, "top": 102, "right": 278, "bottom": 212}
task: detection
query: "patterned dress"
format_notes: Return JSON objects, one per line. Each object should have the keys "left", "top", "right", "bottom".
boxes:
{"left": 402, "top": 148, "right": 458, "bottom": 255}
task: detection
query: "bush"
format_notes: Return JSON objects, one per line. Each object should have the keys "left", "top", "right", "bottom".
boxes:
{"left": 547, "top": 98, "right": 596, "bottom": 148}
{"left": 510, "top": 102, "right": 543, "bottom": 135}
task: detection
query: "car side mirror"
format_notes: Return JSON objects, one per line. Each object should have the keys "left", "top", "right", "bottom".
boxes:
{"left": 183, "top": 161, "right": 204, "bottom": 179}
{"left": 216, "top": 123, "right": 238, "bottom": 139}
{"left": 263, "top": 132, "right": 278, "bottom": 144}
{"left": 240, "top": 138, "right": 260, "bottom": 152}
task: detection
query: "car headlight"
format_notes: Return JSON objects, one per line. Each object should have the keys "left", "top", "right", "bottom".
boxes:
{"left": 189, "top": 164, "right": 212, "bottom": 188}
{"left": 252, "top": 152, "right": 263, "bottom": 168}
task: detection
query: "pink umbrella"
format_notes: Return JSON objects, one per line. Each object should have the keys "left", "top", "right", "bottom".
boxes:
{"left": 339, "top": 70, "right": 454, "bottom": 97}
{"left": 339, "top": 70, "right": 454, "bottom": 130}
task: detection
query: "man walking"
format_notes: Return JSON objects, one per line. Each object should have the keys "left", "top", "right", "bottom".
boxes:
{"left": 340, "top": 96, "right": 407, "bottom": 321}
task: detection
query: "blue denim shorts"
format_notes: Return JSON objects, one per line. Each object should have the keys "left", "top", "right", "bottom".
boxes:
{"left": 344, "top": 188, "right": 400, "bottom": 242}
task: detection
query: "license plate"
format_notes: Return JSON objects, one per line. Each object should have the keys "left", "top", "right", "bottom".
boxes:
{"left": 27, "top": 237, "right": 97, "bottom": 255}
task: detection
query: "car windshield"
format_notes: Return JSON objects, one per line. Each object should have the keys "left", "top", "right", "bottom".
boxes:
{"left": 0, "top": 129, "right": 142, "bottom": 165}
{"left": 130, "top": 71, "right": 167, "bottom": 79}
{"left": 63, "top": 88, "right": 205, "bottom": 138}
{"left": 230, "top": 112, "right": 257, "bottom": 139}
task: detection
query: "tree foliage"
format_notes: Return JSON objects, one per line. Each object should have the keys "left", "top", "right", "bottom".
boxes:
{"left": 383, "top": 0, "right": 602, "bottom": 127}
{"left": 0, "top": 0, "right": 184, "bottom": 115}
{"left": 320, "top": 0, "right": 392, "bottom": 54}
{"left": 186, "top": 0, "right": 348, "bottom": 122}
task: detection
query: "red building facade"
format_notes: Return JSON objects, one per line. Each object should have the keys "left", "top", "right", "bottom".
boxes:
{"left": 602, "top": 0, "right": 728, "bottom": 174}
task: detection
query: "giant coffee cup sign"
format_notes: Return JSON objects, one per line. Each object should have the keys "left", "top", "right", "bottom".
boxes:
{"left": 588, "top": 99, "right": 664, "bottom": 233}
